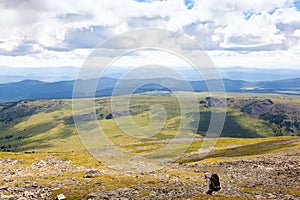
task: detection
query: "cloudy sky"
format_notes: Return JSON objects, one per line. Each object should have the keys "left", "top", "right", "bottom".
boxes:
{"left": 0, "top": 0, "right": 300, "bottom": 68}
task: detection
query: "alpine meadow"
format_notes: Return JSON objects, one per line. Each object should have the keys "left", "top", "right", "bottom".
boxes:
{"left": 0, "top": 1, "right": 300, "bottom": 200}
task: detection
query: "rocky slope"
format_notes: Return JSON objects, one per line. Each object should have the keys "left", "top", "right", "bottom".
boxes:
{"left": 0, "top": 146, "right": 299, "bottom": 200}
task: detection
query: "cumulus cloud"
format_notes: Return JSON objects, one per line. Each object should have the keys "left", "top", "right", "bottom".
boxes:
{"left": 293, "top": 29, "right": 300, "bottom": 37}
{"left": 0, "top": 0, "right": 300, "bottom": 68}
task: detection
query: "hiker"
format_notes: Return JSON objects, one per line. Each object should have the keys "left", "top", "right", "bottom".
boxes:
{"left": 205, "top": 172, "right": 221, "bottom": 195}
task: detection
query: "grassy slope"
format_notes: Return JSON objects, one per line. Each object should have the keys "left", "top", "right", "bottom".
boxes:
{"left": 0, "top": 151, "right": 249, "bottom": 199}
{"left": 0, "top": 92, "right": 299, "bottom": 199}
{"left": 178, "top": 136, "right": 300, "bottom": 163}
{"left": 0, "top": 103, "right": 84, "bottom": 152}
{"left": 0, "top": 92, "right": 299, "bottom": 153}
{"left": 0, "top": 137, "right": 298, "bottom": 199}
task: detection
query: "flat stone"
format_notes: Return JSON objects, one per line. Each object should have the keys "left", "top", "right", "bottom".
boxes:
{"left": 56, "top": 193, "right": 66, "bottom": 200}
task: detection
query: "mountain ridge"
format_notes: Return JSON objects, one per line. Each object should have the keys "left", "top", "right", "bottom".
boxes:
{"left": 1, "top": 66, "right": 300, "bottom": 83}
{"left": 1, "top": 77, "right": 300, "bottom": 103}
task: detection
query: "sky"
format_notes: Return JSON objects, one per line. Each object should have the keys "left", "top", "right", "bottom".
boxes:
{"left": 0, "top": 0, "right": 300, "bottom": 69}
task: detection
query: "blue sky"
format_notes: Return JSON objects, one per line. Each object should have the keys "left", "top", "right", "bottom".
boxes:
{"left": 0, "top": 0, "right": 300, "bottom": 69}
{"left": 295, "top": 0, "right": 300, "bottom": 9}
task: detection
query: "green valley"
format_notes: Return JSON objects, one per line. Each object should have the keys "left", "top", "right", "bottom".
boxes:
{"left": 0, "top": 92, "right": 299, "bottom": 199}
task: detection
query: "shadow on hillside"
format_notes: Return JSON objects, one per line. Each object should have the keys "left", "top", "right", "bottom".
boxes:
{"left": 179, "top": 138, "right": 299, "bottom": 163}
{"left": 189, "top": 111, "right": 261, "bottom": 138}
{"left": 0, "top": 121, "right": 74, "bottom": 152}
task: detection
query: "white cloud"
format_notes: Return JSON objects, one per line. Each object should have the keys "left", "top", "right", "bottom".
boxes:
{"left": 113, "top": 50, "right": 190, "bottom": 67}
{"left": 293, "top": 29, "right": 300, "bottom": 37}
{"left": 219, "top": 12, "right": 285, "bottom": 49}
{"left": 0, "top": 0, "right": 299, "bottom": 68}
{"left": 208, "top": 50, "right": 300, "bottom": 69}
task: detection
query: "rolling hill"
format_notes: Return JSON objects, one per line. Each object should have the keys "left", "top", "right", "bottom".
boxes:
{"left": 1, "top": 77, "right": 300, "bottom": 103}
{"left": 0, "top": 93, "right": 299, "bottom": 153}
{"left": 0, "top": 92, "right": 299, "bottom": 199}
{"left": 1, "top": 66, "right": 300, "bottom": 84}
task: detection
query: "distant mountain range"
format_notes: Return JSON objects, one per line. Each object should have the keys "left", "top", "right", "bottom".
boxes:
{"left": 1, "top": 77, "right": 300, "bottom": 103}
{"left": 0, "top": 66, "right": 79, "bottom": 83}
{"left": 217, "top": 66, "right": 300, "bottom": 82}
{"left": 1, "top": 66, "right": 300, "bottom": 84}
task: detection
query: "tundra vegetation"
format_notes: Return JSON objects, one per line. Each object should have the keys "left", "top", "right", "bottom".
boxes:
{"left": 0, "top": 92, "right": 299, "bottom": 199}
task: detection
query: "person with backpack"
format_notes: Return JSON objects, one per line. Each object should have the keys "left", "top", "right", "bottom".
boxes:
{"left": 205, "top": 172, "right": 221, "bottom": 195}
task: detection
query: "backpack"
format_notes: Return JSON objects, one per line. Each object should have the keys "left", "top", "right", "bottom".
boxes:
{"left": 210, "top": 173, "right": 221, "bottom": 191}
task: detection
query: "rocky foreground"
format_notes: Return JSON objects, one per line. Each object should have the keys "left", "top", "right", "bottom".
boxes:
{"left": 185, "top": 153, "right": 300, "bottom": 200}
{"left": 0, "top": 148, "right": 299, "bottom": 200}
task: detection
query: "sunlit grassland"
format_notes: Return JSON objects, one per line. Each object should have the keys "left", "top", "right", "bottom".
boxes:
{"left": 0, "top": 150, "right": 255, "bottom": 200}
{"left": 0, "top": 92, "right": 299, "bottom": 153}
{"left": 178, "top": 137, "right": 300, "bottom": 163}
{"left": 0, "top": 92, "right": 299, "bottom": 199}
{"left": 0, "top": 105, "right": 85, "bottom": 152}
